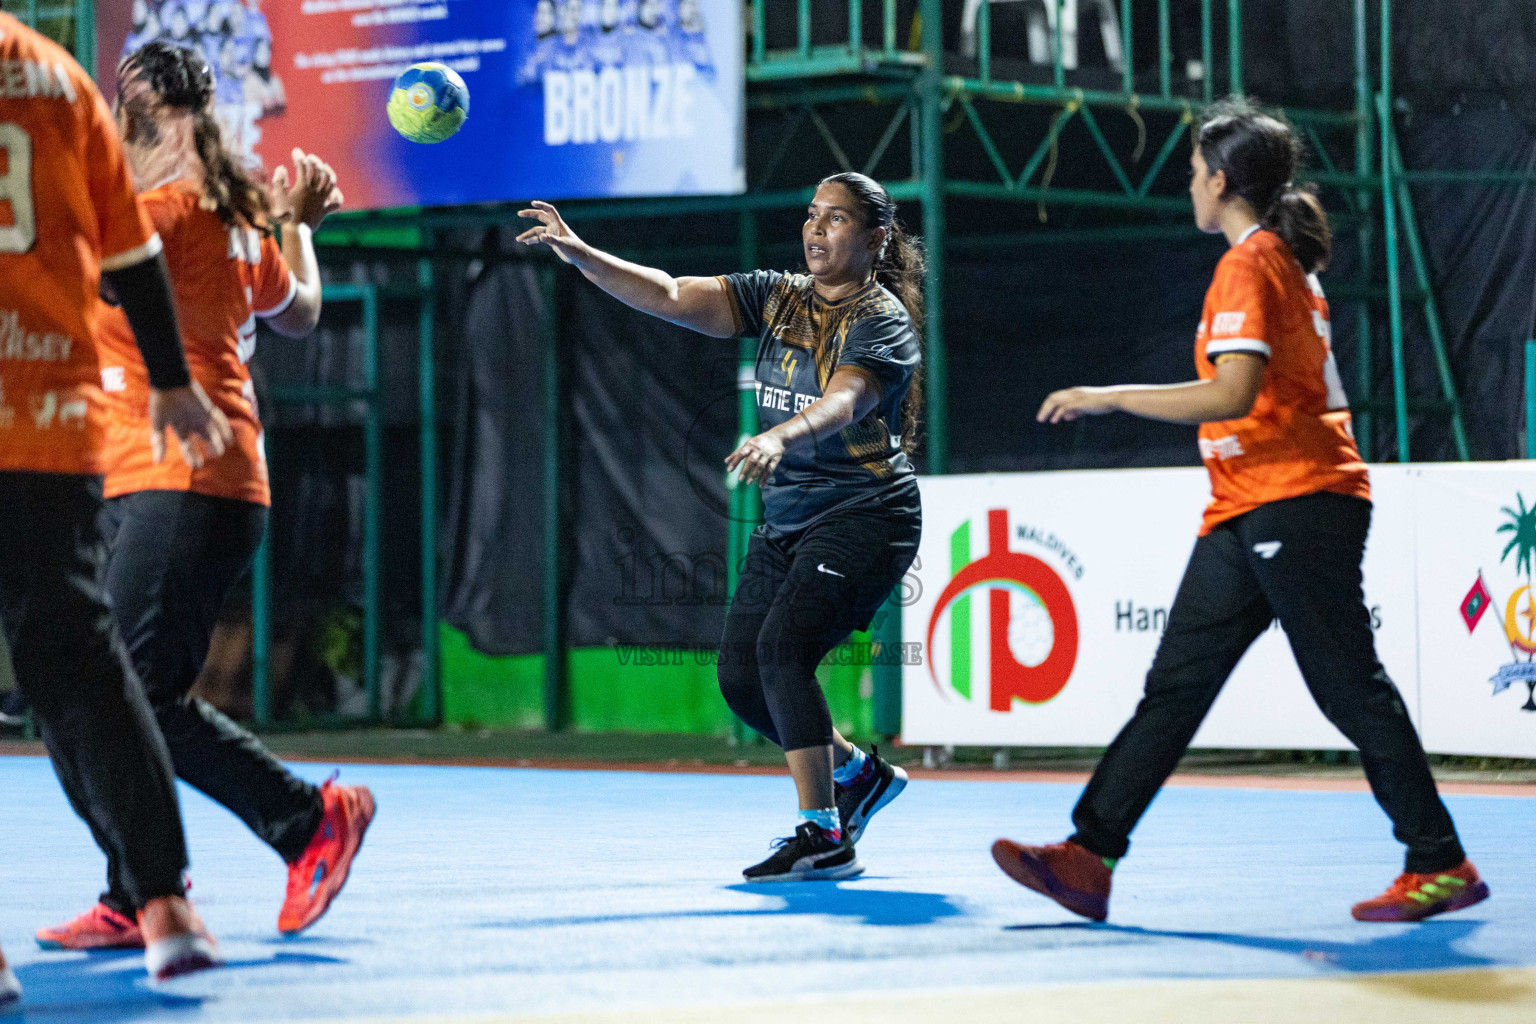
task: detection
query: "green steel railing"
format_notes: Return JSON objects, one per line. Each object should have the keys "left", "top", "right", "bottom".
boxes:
{"left": 1352, "top": 0, "right": 1374, "bottom": 460}
{"left": 1527, "top": 340, "right": 1535, "bottom": 460}
{"left": 726, "top": 211, "right": 764, "bottom": 745}
{"left": 748, "top": 0, "right": 919, "bottom": 81}
{"left": 1382, "top": 109, "right": 1470, "bottom": 461}
{"left": 919, "top": 0, "right": 945, "bottom": 475}
{"left": 4, "top": 0, "right": 93, "bottom": 71}
{"left": 252, "top": 283, "right": 383, "bottom": 727}
{"left": 539, "top": 264, "right": 567, "bottom": 732}
{"left": 417, "top": 253, "right": 440, "bottom": 724}
{"left": 1378, "top": 2, "right": 1408, "bottom": 464}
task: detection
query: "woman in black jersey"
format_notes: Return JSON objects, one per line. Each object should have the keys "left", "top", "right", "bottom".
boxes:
{"left": 519, "top": 172, "right": 922, "bottom": 881}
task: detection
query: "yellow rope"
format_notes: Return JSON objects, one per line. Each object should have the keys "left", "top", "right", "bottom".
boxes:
{"left": 1038, "top": 99, "right": 1081, "bottom": 223}
{"left": 1127, "top": 94, "right": 1146, "bottom": 164}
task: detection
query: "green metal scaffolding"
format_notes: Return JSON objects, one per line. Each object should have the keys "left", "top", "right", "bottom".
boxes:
{"left": 25, "top": 2, "right": 1536, "bottom": 737}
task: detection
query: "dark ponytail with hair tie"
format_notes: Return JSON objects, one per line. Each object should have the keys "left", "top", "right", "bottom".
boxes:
{"left": 817, "top": 171, "right": 927, "bottom": 456}
{"left": 1263, "top": 182, "right": 1331, "bottom": 275}
{"left": 1197, "top": 98, "right": 1332, "bottom": 274}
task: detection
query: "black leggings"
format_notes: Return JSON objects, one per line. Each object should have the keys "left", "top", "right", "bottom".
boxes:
{"left": 1070, "top": 491, "right": 1465, "bottom": 874}
{"left": 719, "top": 488, "right": 920, "bottom": 752}
{"left": 98, "top": 489, "right": 323, "bottom": 914}
{"left": 0, "top": 472, "right": 188, "bottom": 908}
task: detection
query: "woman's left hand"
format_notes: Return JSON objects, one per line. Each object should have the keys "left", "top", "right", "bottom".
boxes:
{"left": 725, "top": 432, "right": 785, "bottom": 486}
{"left": 271, "top": 148, "right": 344, "bottom": 231}
{"left": 1037, "top": 386, "right": 1121, "bottom": 423}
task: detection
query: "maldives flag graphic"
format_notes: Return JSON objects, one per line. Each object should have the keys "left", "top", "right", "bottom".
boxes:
{"left": 1460, "top": 572, "right": 1492, "bottom": 634}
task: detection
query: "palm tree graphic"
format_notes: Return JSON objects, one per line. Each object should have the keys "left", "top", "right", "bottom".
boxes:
{"left": 1497, "top": 493, "right": 1536, "bottom": 711}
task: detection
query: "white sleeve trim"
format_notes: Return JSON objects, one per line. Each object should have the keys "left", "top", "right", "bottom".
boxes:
{"left": 255, "top": 273, "right": 299, "bottom": 319}
{"left": 100, "top": 232, "right": 163, "bottom": 272}
{"left": 1206, "top": 337, "right": 1272, "bottom": 358}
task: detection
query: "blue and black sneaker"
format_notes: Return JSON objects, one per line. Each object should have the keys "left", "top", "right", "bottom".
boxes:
{"left": 836, "top": 746, "right": 908, "bottom": 845}
{"left": 743, "top": 822, "right": 863, "bottom": 883}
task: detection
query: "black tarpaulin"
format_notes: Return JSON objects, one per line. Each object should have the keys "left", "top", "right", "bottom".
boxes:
{"left": 440, "top": 260, "right": 549, "bottom": 655}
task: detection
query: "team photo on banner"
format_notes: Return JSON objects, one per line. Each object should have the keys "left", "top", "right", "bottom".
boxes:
{"left": 97, "top": 0, "right": 745, "bottom": 208}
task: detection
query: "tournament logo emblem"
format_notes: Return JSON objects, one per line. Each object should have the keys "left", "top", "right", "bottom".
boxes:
{"left": 926, "top": 508, "right": 1079, "bottom": 710}
{"left": 1461, "top": 492, "right": 1536, "bottom": 711}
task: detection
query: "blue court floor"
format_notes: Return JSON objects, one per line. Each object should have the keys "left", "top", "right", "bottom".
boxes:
{"left": 0, "top": 756, "right": 1531, "bottom": 1022}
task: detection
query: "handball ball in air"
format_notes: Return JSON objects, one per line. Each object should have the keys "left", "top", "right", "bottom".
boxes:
{"left": 388, "top": 62, "right": 469, "bottom": 143}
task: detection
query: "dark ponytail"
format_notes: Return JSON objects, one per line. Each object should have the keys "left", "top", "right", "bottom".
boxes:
{"left": 1197, "top": 97, "right": 1332, "bottom": 274}
{"left": 817, "top": 171, "right": 927, "bottom": 455}
{"left": 190, "top": 108, "right": 271, "bottom": 230}
{"left": 120, "top": 41, "right": 272, "bottom": 231}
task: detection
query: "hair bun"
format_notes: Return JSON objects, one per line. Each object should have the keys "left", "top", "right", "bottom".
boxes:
{"left": 124, "top": 40, "right": 215, "bottom": 110}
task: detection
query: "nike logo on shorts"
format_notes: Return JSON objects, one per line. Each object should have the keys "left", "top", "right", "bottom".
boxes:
{"left": 817, "top": 564, "right": 846, "bottom": 577}
{"left": 1253, "top": 541, "right": 1282, "bottom": 559}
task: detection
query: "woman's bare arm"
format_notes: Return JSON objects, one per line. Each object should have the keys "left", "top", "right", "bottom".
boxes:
{"left": 1038, "top": 354, "right": 1266, "bottom": 426}
{"left": 517, "top": 201, "right": 737, "bottom": 338}
{"left": 726, "top": 368, "right": 881, "bottom": 485}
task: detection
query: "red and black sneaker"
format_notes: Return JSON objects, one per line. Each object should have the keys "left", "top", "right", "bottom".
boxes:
{"left": 36, "top": 902, "right": 144, "bottom": 951}
{"left": 1352, "top": 860, "right": 1489, "bottom": 922}
{"left": 991, "top": 838, "right": 1113, "bottom": 922}
{"left": 278, "top": 779, "right": 376, "bottom": 935}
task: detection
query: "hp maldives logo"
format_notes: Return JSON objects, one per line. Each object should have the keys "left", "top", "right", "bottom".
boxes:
{"left": 1462, "top": 492, "right": 1536, "bottom": 711}
{"left": 926, "top": 508, "right": 1080, "bottom": 710}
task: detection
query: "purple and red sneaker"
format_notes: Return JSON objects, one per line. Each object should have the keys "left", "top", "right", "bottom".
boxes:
{"left": 1351, "top": 860, "right": 1489, "bottom": 922}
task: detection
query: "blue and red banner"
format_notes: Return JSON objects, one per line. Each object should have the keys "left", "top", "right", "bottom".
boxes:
{"left": 98, "top": 1, "right": 745, "bottom": 210}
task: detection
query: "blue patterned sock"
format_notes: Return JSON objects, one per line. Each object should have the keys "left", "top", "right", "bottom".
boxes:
{"left": 799, "top": 807, "right": 842, "bottom": 842}
{"left": 832, "top": 745, "right": 869, "bottom": 786}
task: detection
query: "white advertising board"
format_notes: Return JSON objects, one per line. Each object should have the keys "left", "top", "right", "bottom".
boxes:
{"left": 902, "top": 463, "right": 1535, "bottom": 758}
{"left": 1412, "top": 466, "right": 1536, "bottom": 757}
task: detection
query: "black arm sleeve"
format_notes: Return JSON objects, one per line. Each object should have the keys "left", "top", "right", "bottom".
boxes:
{"left": 102, "top": 253, "right": 191, "bottom": 391}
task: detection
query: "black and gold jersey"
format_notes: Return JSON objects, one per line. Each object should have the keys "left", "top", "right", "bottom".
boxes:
{"left": 719, "top": 270, "right": 920, "bottom": 538}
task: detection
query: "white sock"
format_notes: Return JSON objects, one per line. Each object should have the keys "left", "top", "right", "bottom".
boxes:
{"left": 833, "top": 745, "right": 869, "bottom": 785}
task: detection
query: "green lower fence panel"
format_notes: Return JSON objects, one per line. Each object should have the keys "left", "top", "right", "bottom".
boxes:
{"left": 566, "top": 648, "right": 735, "bottom": 735}
{"left": 440, "top": 625, "right": 877, "bottom": 740}
{"left": 439, "top": 626, "right": 545, "bottom": 730}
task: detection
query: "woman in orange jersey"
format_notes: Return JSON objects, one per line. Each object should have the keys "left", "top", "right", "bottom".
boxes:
{"left": 35, "top": 41, "right": 374, "bottom": 953}
{"left": 990, "top": 99, "right": 1483, "bottom": 925}
{"left": 0, "top": 14, "right": 232, "bottom": 988}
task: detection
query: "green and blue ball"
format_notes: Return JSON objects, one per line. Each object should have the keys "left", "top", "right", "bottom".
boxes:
{"left": 387, "top": 62, "right": 469, "bottom": 144}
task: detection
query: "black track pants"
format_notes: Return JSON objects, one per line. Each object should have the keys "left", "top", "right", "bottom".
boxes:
{"left": 98, "top": 489, "right": 323, "bottom": 914}
{"left": 1069, "top": 491, "right": 1465, "bottom": 874}
{"left": 719, "top": 487, "right": 920, "bottom": 752}
{"left": 0, "top": 472, "right": 188, "bottom": 908}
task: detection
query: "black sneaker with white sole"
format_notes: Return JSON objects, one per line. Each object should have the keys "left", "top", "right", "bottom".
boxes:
{"left": 742, "top": 822, "right": 864, "bottom": 882}
{"left": 835, "top": 747, "right": 908, "bottom": 845}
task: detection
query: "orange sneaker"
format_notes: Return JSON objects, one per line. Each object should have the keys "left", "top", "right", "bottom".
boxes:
{"left": 36, "top": 902, "right": 144, "bottom": 951}
{"left": 1352, "top": 860, "right": 1489, "bottom": 922}
{"left": 278, "top": 779, "right": 375, "bottom": 935}
{"left": 139, "top": 895, "right": 220, "bottom": 982}
{"left": 991, "top": 838, "right": 1113, "bottom": 922}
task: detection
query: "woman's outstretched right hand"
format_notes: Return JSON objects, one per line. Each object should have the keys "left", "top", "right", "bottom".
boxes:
{"left": 517, "top": 201, "right": 586, "bottom": 264}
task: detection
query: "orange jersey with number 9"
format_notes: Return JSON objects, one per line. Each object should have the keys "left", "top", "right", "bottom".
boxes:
{"left": 98, "top": 180, "right": 295, "bottom": 505}
{"left": 0, "top": 14, "right": 162, "bottom": 475}
{"left": 1194, "top": 227, "right": 1370, "bottom": 534}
